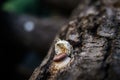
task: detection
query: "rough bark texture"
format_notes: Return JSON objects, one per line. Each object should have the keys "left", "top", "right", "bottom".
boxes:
{"left": 29, "top": 0, "right": 120, "bottom": 80}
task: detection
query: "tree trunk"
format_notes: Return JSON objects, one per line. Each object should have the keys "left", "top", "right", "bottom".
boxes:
{"left": 29, "top": 0, "right": 120, "bottom": 80}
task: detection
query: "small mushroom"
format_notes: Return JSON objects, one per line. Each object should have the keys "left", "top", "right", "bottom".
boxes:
{"left": 53, "top": 39, "right": 73, "bottom": 69}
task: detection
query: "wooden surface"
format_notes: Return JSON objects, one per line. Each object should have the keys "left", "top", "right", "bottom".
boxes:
{"left": 29, "top": 0, "right": 120, "bottom": 80}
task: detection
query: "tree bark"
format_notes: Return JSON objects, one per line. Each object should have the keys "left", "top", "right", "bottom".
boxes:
{"left": 29, "top": 0, "right": 120, "bottom": 80}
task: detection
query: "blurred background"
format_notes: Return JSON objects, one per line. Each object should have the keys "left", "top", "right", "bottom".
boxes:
{"left": 0, "top": 0, "right": 80, "bottom": 80}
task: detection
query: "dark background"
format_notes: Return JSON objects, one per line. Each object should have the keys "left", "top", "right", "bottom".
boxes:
{"left": 0, "top": 0, "right": 80, "bottom": 80}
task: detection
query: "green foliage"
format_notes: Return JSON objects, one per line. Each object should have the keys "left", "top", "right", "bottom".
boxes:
{"left": 2, "top": 0, "right": 37, "bottom": 14}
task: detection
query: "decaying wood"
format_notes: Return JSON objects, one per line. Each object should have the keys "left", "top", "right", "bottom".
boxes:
{"left": 29, "top": 0, "right": 120, "bottom": 80}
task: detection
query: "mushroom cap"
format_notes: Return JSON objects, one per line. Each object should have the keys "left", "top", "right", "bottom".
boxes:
{"left": 55, "top": 40, "right": 73, "bottom": 55}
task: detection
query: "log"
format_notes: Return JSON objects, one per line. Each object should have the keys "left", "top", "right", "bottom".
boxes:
{"left": 29, "top": 0, "right": 120, "bottom": 80}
